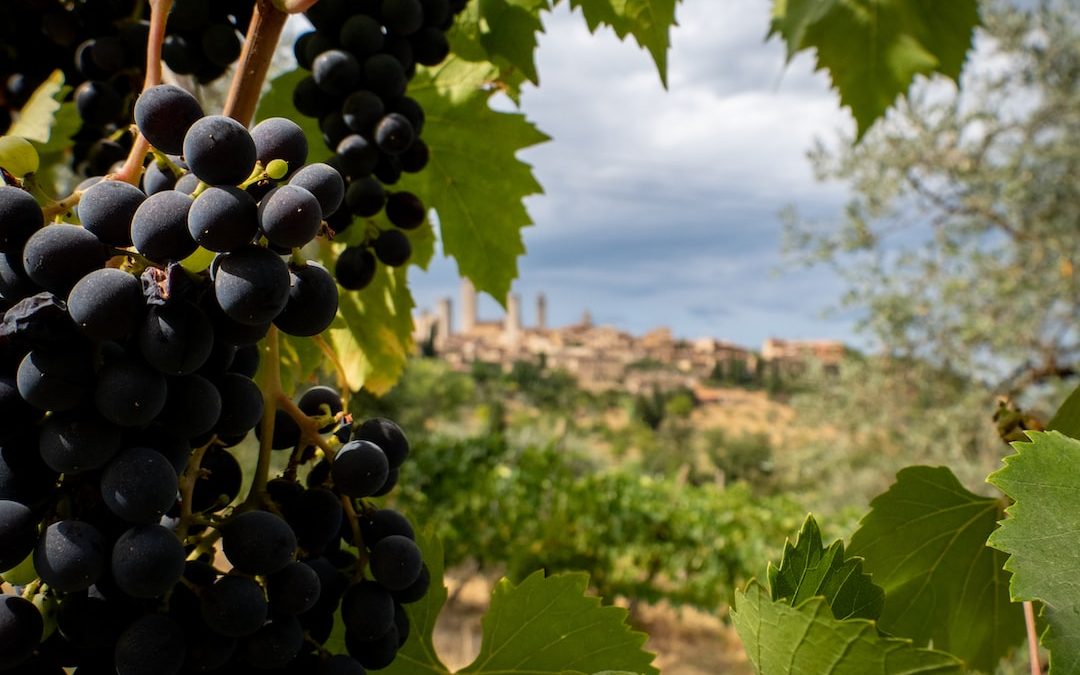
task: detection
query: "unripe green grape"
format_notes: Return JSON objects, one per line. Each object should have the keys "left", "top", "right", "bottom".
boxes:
{"left": 0, "top": 136, "right": 40, "bottom": 176}
{"left": 266, "top": 159, "right": 289, "bottom": 180}
{"left": 1, "top": 552, "right": 36, "bottom": 586}
{"left": 181, "top": 246, "right": 216, "bottom": 273}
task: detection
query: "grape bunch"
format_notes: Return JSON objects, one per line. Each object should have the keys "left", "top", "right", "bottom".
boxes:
{"left": 0, "top": 0, "right": 253, "bottom": 176}
{"left": 0, "top": 83, "right": 429, "bottom": 673}
{"left": 291, "top": 0, "right": 466, "bottom": 291}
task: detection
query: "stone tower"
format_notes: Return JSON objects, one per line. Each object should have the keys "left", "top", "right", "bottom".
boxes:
{"left": 436, "top": 297, "right": 452, "bottom": 344}
{"left": 460, "top": 277, "right": 477, "bottom": 334}
{"left": 505, "top": 293, "right": 522, "bottom": 343}
{"left": 536, "top": 293, "right": 547, "bottom": 330}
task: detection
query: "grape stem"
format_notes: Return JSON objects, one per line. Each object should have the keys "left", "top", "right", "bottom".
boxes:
{"left": 223, "top": 0, "right": 289, "bottom": 126}
{"left": 40, "top": 189, "right": 84, "bottom": 221}
{"left": 176, "top": 439, "right": 215, "bottom": 542}
{"left": 113, "top": 0, "right": 174, "bottom": 185}
{"left": 243, "top": 325, "right": 283, "bottom": 510}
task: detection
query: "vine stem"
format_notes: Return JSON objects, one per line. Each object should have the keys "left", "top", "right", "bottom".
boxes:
{"left": 1024, "top": 601, "right": 1040, "bottom": 675}
{"left": 113, "top": 0, "right": 173, "bottom": 185}
{"left": 223, "top": 0, "right": 288, "bottom": 126}
{"left": 176, "top": 440, "right": 214, "bottom": 543}
{"left": 244, "top": 326, "right": 282, "bottom": 510}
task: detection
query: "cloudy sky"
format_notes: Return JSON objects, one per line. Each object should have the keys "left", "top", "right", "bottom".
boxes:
{"left": 408, "top": 0, "right": 862, "bottom": 349}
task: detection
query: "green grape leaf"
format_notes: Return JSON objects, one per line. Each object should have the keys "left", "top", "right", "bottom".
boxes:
{"left": 398, "top": 57, "right": 549, "bottom": 304}
{"left": 8, "top": 71, "right": 68, "bottom": 144}
{"left": 767, "top": 514, "right": 883, "bottom": 621}
{"left": 325, "top": 260, "right": 416, "bottom": 395}
{"left": 383, "top": 532, "right": 657, "bottom": 675}
{"left": 847, "top": 466, "right": 1023, "bottom": 673}
{"left": 458, "top": 571, "right": 657, "bottom": 674}
{"left": 768, "top": 0, "right": 979, "bottom": 139}
{"left": 987, "top": 431, "right": 1080, "bottom": 674}
{"left": 478, "top": 0, "right": 549, "bottom": 86}
{"left": 277, "top": 331, "right": 329, "bottom": 397}
{"left": 732, "top": 581, "right": 964, "bottom": 674}
{"left": 1047, "top": 384, "right": 1080, "bottom": 440}
{"left": 565, "top": 0, "right": 679, "bottom": 87}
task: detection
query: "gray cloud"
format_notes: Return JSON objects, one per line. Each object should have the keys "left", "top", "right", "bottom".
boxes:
{"left": 409, "top": 1, "right": 864, "bottom": 350}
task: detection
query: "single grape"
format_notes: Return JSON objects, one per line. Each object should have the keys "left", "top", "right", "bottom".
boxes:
{"left": 369, "top": 534, "right": 423, "bottom": 591}
{"left": 335, "top": 246, "right": 377, "bottom": 291}
{"left": 240, "top": 615, "right": 305, "bottom": 669}
{"left": 274, "top": 261, "right": 339, "bottom": 337}
{"left": 341, "top": 90, "right": 384, "bottom": 134}
{"left": 213, "top": 245, "right": 291, "bottom": 325}
{"left": 411, "top": 26, "right": 450, "bottom": 65}
{"left": 399, "top": 138, "right": 430, "bottom": 173}
{"left": 134, "top": 84, "right": 205, "bottom": 155}
{"left": 258, "top": 185, "right": 323, "bottom": 249}
{"left": 251, "top": 117, "right": 309, "bottom": 175}
{"left": 342, "top": 580, "right": 395, "bottom": 641}
{"left": 289, "top": 163, "right": 345, "bottom": 217}
{"left": 0, "top": 186, "right": 44, "bottom": 253}
{"left": 283, "top": 487, "right": 343, "bottom": 554}
{"left": 191, "top": 447, "right": 243, "bottom": 513}
{"left": 183, "top": 115, "right": 257, "bottom": 187}
{"left": 187, "top": 186, "right": 259, "bottom": 253}
{"left": 94, "top": 358, "right": 168, "bottom": 427}
{"left": 385, "top": 191, "right": 426, "bottom": 230}
{"left": 111, "top": 524, "right": 186, "bottom": 598}
{"left": 382, "top": 0, "right": 425, "bottom": 35}
{"left": 337, "top": 135, "right": 379, "bottom": 179}
{"left": 0, "top": 500, "right": 37, "bottom": 570}
{"left": 358, "top": 509, "right": 415, "bottom": 548}
{"left": 138, "top": 301, "right": 214, "bottom": 375}
{"left": 67, "top": 267, "right": 145, "bottom": 341}
{"left": 345, "top": 176, "right": 385, "bottom": 217}
{"left": 332, "top": 440, "right": 389, "bottom": 498}
{"left": 374, "top": 113, "right": 415, "bottom": 155}
{"left": 157, "top": 374, "right": 222, "bottom": 439}
{"left": 100, "top": 448, "right": 178, "bottom": 524}
{"left": 201, "top": 22, "right": 241, "bottom": 67}
{"left": 267, "top": 561, "right": 322, "bottom": 616}
{"left": 16, "top": 348, "right": 94, "bottom": 412}
{"left": 213, "top": 372, "right": 265, "bottom": 436}
{"left": 21, "top": 225, "right": 108, "bottom": 296}
{"left": 0, "top": 594, "right": 43, "bottom": 670}
{"left": 77, "top": 180, "right": 145, "bottom": 247}
{"left": 221, "top": 510, "right": 297, "bottom": 575}
{"left": 131, "top": 190, "right": 199, "bottom": 263}
{"left": 345, "top": 623, "right": 399, "bottom": 670}
{"left": 74, "top": 80, "right": 123, "bottom": 127}
{"left": 114, "top": 613, "right": 186, "bottom": 675}
{"left": 34, "top": 520, "right": 106, "bottom": 593}
{"left": 363, "top": 54, "right": 407, "bottom": 98}
{"left": 392, "top": 563, "right": 430, "bottom": 603}
{"left": 354, "top": 418, "right": 410, "bottom": 468}
{"left": 373, "top": 229, "right": 412, "bottom": 267}
{"left": 38, "top": 408, "right": 122, "bottom": 475}
{"left": 313, "top": 49, "right": 361, "bottom": 96}
{"left": 339, "top": 15, "right": 385, "bottom": 57}
{"left": 297, "top": 385, "right": 343, "bottom": 433}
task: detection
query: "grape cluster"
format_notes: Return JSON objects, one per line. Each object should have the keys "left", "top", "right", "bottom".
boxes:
{"left": 0, "top": 0, "right": 252, "bottom": 176}
{"left": 0, "top": 84, "right": 428, "bottom": 673}
{"left": 292, "top": 0, "right": 466, "bottom": 290}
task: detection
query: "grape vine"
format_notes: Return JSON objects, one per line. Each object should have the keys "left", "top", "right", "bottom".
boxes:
{"left": 0, "top": 1, "right": 1063, "bottom": 674}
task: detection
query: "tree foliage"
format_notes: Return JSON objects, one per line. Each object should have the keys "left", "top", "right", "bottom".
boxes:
{"left": 784, "top": 1, "right": 1080, "bottom": 392}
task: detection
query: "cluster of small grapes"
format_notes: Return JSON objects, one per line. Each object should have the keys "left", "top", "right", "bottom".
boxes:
{"left": 0, "top": 0, "right": 252, "bottom": 176}
{"left": 291, "top": 0, "right": 465, "bottom": 291}
{"left": 0, "top": 83, "right": 427, "bottom": 673}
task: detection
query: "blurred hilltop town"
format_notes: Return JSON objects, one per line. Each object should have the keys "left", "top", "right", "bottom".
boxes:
{"left": 414, "top": 280, "right": 846, "bottom": 395}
